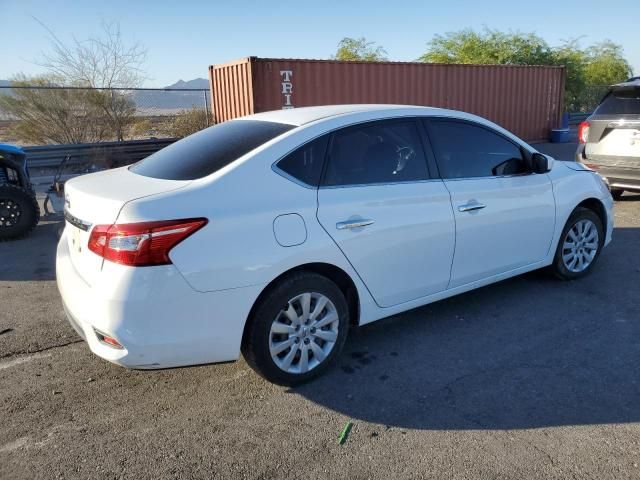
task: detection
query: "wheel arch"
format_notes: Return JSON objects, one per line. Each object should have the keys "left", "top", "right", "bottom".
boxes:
{"left": 551, "top": 196, "right": 608, "bottom": 260}
{"left": 242, "top": 262, "right": 361, "bottom": 346}
{"left": 575, "top": 197, "right": 607, "bottom": 230}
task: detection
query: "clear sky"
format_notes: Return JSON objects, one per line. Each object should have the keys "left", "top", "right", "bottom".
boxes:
{"left": 2, "top": 0, "right": 638, "bottom": 87}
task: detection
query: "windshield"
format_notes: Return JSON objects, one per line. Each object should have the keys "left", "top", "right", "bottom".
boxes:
{"left": 130, "top": 120, "right": 295, "bottom": 180}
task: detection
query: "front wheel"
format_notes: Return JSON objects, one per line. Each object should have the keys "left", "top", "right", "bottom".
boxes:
{"left": 242, "top": 272, "right": 349, "bottom": 386}
{"left": 551, "top": 207, "right": 604, "bottom": 280}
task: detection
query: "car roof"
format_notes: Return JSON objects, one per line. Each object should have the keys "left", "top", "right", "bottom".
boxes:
{"left": 239, "top": 104, "right": 451, "bottom": 126}
{"left": 611, "top": 77, "right": 640, "bottom": 91}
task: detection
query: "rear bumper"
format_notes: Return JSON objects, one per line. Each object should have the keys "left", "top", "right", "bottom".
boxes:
{"left": 576, "top": 144, "right": 640, "bottom": 192}
{"left": 56, "top": 228, "right": 264, "bottom": 369}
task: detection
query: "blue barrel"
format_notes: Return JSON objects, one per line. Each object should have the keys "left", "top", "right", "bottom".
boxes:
{"left": 550, "top": 128, "right": 571, "bottom": 143}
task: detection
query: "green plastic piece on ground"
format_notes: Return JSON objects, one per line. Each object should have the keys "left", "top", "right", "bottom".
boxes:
{"left": 338, "top": 421, "right": 353, "bottom": 445}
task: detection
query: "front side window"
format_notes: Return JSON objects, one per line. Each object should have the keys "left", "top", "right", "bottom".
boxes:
{"left": 322, "top": 120, "right": 429, "bottom": 187}
{"left": 428, "top": 120, "right": 528, "bottom": 179}
{"left": 130, "top": 120, "right": 295, "bottom": 180}
{"left": 275, "top": 136, "right": 329, "bottom": 187}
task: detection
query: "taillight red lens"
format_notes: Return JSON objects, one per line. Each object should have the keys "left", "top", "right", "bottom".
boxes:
{"left": 88, "top": 218, "right": 207, "bottom": 266}
{"left": 578, "top": 121, "right": 590, "bottom": 144}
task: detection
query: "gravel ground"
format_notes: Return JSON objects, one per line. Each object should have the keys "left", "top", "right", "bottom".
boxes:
{"left": 1, "top": 194, "right": 639, "bottom": 480}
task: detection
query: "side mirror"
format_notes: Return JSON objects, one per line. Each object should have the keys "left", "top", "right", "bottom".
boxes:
{"left": 531, "top": 153, "right": 552, "bottom": 173}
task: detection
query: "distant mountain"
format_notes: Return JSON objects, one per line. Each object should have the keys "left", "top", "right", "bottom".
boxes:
{"left": 0, "top": 80, "right": 11, "bottom": 88}
{"left": 134, "top": 78, "right": 210, "bottom": 113}
{"left": 165, "top": 78, "right": 208, "bottom": 89}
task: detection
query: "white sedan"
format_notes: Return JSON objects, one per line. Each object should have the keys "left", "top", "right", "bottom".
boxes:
{"left": 56, "top": 105, "right": 613, "bottom": 385}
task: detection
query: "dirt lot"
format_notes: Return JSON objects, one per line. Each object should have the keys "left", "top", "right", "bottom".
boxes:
{"left": 1, "top": 194, "right": 640, "bottom": 480}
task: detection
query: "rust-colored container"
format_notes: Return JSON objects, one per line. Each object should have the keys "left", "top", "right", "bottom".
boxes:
{"left": 209, "top": 57, "right": 565, "bottom": 142}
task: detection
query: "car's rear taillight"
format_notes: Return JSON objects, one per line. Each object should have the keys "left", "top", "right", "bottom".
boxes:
{"left": 88, "top": 218, "right": 207, "bottom": 266}
{"left": 578, "top": 121, "right": 590, "bottom": 144}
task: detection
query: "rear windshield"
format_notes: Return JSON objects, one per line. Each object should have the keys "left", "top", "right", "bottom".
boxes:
{"left": 130, "top": 120, "right": 295, "bottom": 180}
{"left": 594, "top": 90, "right": 640, "bottom": 115}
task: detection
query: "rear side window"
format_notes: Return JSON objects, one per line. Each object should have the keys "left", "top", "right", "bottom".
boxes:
{"left": 594, "top": 90, "right": 640, "bottom": 115}
{"left": 322, "top": 120, "right": 429, "bottom": 186}
{"left": 275, "top": 136, "right": 329, "bottom": 186}
{"left": 130, "top": 120, "right": 295, "bottom": 180}
{"left": 428, "top": 120, "right": 528, "bottom": 179}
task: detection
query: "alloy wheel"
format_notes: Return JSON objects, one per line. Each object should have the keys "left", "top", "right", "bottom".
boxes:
{"left": 269, "top": 292, "right": 340, "bottom": 374}
{"left": 561, "top": 219, "right": 599, "bottom": 273}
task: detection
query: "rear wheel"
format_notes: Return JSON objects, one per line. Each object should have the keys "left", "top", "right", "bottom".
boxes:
{"left": 610, "top": 188, "right": 624, "bottom": 200}
{"left": 551, "top": 207, "right": 604, "bottom": 280}
{"left": 242, "top": 272, "right": 349, "bottom": 386}
{"left": 0, "top": 184, "right": 40, "bottom": 241}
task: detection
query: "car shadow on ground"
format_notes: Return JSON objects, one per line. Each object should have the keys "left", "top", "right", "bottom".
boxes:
{"left": 0, "top": 217, "right": 62, "bottom": 281}
{"left": 295, "top": 227, "right": 640, "bottom": 431}
{"left": 618, "top": 193, "right": 640, "bottom": 202}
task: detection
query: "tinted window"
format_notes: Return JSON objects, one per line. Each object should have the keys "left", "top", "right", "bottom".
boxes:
{"left": 322, "top": 120, "right": 429, "bottom": 186}
{"left": 428, "top": 120, "right": 527, "bottom": 179}
{"left": 130, "top": 120, "right": 295, "bottom": 180}
{"left": 594, "top": 90, "right": 640, "bottom": 115}
{"left": 276, "top": 136, "right": 329, "bottom": 186}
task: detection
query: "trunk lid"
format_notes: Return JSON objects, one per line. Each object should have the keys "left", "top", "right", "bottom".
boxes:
{"left": 63, "top": 167, "right": 191, "bottom": 285}
{"left": 585, "top": 117, "right": 640, "bottom": 167}
{"left": 585, "top": 83, "right": 640, "bottom": 167}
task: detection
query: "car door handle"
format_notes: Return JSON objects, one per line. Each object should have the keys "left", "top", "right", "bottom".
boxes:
{"left": 458, "top": 202, "right": 486, "bottom": 212}
{"left": 336, "top": 219, "right": 375, "bottom": 230}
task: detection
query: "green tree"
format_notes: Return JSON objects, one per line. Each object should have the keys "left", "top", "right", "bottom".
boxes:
{"left": 584, "top": 40, "right": 632, "bottom": 86}
{"left": 333, "top": 37, "right": 388, "bottom": 61}
{"left": 419, "top": 28, "right": 555, "bottom": 65}
{"left": 551, "top": 39, "right": 588, "bottom": 112}
{"left": 418, "top": 28, "right": 634, "bottom": 112}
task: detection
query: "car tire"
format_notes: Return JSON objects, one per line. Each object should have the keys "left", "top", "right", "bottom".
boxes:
{"left": 551, "top": 207, "right": 604, "bottom": 281}
{"left": 0, "top": 184, "right": 40, "bottom": 241}
{"left": 241, "top": 272, "right": 350, "bottom": 386}
{"left": 610, "top": 188, "right": 624, "bottom": 200}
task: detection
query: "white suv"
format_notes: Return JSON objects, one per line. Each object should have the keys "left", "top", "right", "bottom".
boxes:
{"left": 577, "top": 77, "right": 640, "bottom": 199}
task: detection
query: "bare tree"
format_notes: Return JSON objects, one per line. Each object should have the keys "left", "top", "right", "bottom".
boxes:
{"left": 34, "top": 19, "right": 147, "bottom": 140}
{"left": 36, "top": 19, "right": 147, "bottom": 89}
{"left": 0, "top": 76, "right": 114, "bottom": 144}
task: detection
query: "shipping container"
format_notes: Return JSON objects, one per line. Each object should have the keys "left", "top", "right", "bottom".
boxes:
{"left": 209, "top": 57, "right": 566, "bottom": 142}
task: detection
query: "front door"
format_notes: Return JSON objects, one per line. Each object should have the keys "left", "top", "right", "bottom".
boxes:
{"left": 426, "top": 118, "right": 556, "bottom": 288}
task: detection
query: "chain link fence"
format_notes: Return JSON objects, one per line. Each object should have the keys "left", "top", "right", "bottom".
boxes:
{"left": 0, "top": 83, "right": 614, "bottom": 146}
{"left": 0, "top": 85, "right": 212, "bottom": 146}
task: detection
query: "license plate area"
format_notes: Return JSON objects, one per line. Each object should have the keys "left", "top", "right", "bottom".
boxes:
{"left": 64, "top": 211, "right": 102, "bottom": 285}
{"left": 71, "top": 225, "right": 82, "bottom": 253}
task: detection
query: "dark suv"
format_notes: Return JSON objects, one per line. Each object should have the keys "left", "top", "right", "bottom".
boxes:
{"left": 576, "top": 77, "right": 640, "bottom": 199}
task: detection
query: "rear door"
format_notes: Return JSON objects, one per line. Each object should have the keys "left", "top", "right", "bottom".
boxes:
{"left": 316, "top": 118, "right": 455, "bottom": 308}
{"left": 425, "top": 118, "right": 556, "bottom": 289}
